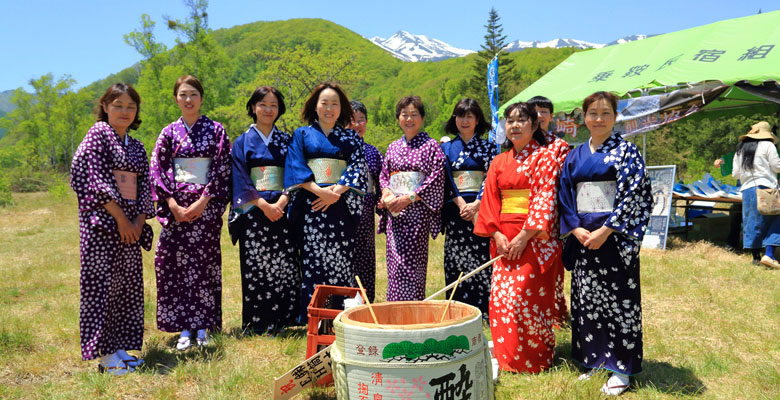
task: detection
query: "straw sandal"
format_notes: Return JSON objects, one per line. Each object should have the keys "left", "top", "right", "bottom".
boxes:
{"left": 600, "top": 373, "right": 630, "bottom": 396}
{"left": 120, "top": 355, "right": 144, "bottom": 368}
{"left": 760, "top": 255, "right": 780, "bottom": 269}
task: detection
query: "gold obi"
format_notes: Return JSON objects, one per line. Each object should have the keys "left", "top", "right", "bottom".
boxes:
{"left": 307, "top": 158, "right": 346, "bottom": 184}
{"left": 250, "top": 166, "right": 284, "bottom": 192}
{"left": 453, "top": 170, "right": 485, "bottom": 192}
{"left": 173, "top": 157, "right": 211, "bottom": 185}
{"left": 113, "top": 170, "right": 137, "bottom": 200}
{"left": 501, "top": 189, "right": 530, "bottom": 214}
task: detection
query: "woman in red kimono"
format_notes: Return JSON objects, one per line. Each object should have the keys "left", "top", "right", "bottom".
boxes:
{"left": 474, "top": 102, "right": 561, "bottom": 374}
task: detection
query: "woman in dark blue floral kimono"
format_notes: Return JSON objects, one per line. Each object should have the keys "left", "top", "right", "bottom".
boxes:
{"left": 558, "top": 91, "right": 652, "bottom": 396}
{"left": 284, "top": 83, "right": 367, "bottom": 322}
{"left": 228, "top": 86, "right": 300, "bottom": 335}
{"left": 349, "top": 100, "right": 383, "bottom": 302}
{"left": 440, "top": 98, "right": 497, "bottom": 318}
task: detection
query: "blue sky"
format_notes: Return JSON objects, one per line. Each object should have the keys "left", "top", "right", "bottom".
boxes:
{"left": 0, "top": 0, "right": 776, "bottom": 92}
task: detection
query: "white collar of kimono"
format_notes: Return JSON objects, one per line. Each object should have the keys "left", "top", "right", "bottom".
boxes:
{"left": 250, "top": 124, "right": 274, "bottom": 146}
{"left": 182, "top": 118, "right": 194, "bottom": 133}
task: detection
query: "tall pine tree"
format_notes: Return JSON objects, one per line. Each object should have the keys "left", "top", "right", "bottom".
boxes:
{"left": 469, "top": 8, "right": 514, "bottom": 109}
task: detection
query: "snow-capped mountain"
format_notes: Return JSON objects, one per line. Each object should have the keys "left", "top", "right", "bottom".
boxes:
{"left": 369, "top": 31, "right": 652, "bottom": 62}
{"left": 605, "top": 34, "right": 656, "bottom": 46}
{"left": 503, "top": 38, "right": 605, "bottom": 52}
{"left": 369, "top": 31, "right": 473, "bottom": 62}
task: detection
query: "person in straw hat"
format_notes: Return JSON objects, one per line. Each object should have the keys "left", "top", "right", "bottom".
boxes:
{"left": 732, "top": 121, "right": 780, "bottom": 269}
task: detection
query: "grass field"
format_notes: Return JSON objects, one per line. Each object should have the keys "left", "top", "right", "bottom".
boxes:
{"left": 0, "top": 191, "right": 778, "bottom": 399}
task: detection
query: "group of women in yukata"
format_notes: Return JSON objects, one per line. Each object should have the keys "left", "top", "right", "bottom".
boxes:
{"left": 71, "top": 74, "right": 652, "bottom": 396}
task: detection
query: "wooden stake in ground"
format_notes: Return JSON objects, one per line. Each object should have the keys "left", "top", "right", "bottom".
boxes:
{"left": 355, "top": 276, "right": 379, "bottom": 324}
{"left": 440, "top": 272, "right": 463, "bottom": 322}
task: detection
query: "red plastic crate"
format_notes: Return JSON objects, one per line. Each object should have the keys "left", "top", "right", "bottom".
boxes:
{"left": 306, "top": 284, "right": 362, "bottom": 386}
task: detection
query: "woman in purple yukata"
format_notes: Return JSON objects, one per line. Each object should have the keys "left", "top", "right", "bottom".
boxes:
{"left": 379, "top": 96, "right": 446, "bottom": 301}
{"left": 71, "top": 83, "right": 154, "bottom": 375}
{"left": 558, "top": 92, "right": 652, "bottom": 396}
{"left": 349, "top": 100, "right": 383, "bottom": 302}
{"left": 150, "top": 75, "right": 231, "bottom": 350}
{"left": 440, "top": 98, "right": 497, "bottom": 318}
{"left": 284, "top": 83, "right": 367, "bottom": 322}
{"left": 228, "top": 86, "right": 300, "bottom": 335}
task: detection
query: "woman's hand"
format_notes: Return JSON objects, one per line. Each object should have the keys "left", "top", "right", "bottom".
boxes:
{"left": 572, "top": 227, "right": 591, "bottom": 246}
{"left": 312, "top": 186, "right": 340, "bottom": 212}
{"left": 387, "top": 194, "right": 413, "bottom": 214}
{"left": 492, "top": 231, "right": 510, "bottom": 257}
{"left": 583, "top": 225, "right": 614, "bottom": 250}
{"left": 714, "top": 158, "right": 725, "bottom": 167}
{"left": 167, "top": 198, "right": 191, "bottom": 223}
{"left": 506, "top": 235, "right": 528, "bottom": 260}
{"left": 183, "top": 196, "right": 210, "bottom": 221}
{"left": 117, "top": 216, "right": 139, "bottom": 244}
{"left": 257, "top": 198, "right": 284, "bottom": 222}
{"left": 459, "top": 200, "right": 480, "bottom": 221}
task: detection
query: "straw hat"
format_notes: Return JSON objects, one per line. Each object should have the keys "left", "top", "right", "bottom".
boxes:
{"left": 739, "top": 121, "right": 778, "bottom": 143}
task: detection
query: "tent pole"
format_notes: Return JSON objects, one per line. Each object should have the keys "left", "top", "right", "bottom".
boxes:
{"left": 643, "top": 132, "right": 647, "bottom": 160}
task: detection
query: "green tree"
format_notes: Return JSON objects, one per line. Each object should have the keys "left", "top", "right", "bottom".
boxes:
{"left": 468, "top": 7, "right": 514, "bottom": 108}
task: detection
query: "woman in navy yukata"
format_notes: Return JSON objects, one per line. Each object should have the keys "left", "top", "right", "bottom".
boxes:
{"left": 349, "top": 100, "right": 383, "bottom": 302}
{"left": 228, "top": 86, "right": 300, "bottom": 335}
{"left": 71, "top": 83, "right": 154, "bottom": 375}
{"left": 440, "top": 98, "right": 497, "bottom": 318}
{"left": 284, "top": 83, "right": 367, "bottom": 322}
{"left": 150, "top": 75, "right": 231, "bottom": 351}
{"left": 558, "top": 91, "right": 652, "bottom": 396}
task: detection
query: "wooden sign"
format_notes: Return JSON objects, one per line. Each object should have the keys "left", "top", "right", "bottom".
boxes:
{"left": 273, "top": 346, "right": 333, "bottom": 400}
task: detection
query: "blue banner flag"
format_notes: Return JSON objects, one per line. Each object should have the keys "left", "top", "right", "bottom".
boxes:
{"left": 487, "top": 56, "right": 500, "bottom": 149}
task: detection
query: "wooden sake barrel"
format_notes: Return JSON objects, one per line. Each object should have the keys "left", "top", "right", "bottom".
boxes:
{"left": 331, "top": 301, "right": 494, "bottom": 400}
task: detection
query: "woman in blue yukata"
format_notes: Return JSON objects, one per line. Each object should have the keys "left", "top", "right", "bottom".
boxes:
{"left": 440, "top": 98, "right": 497, "bottom": 318}
{"left": 228, "top": 86, "right": 300, "bottom": 335}
{"left": 558, "top": 91, "right": 652, "bottom": 396}
{"left": 283, "top": 83, "right": 367, "bottom": 322}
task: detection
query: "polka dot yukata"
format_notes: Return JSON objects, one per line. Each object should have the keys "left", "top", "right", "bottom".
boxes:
{"left": 378, "top": 131, "right": 445, "bottom": 301}
{"left": 441, "top": 135, "right": 498, "bottom": 319}
{"left": 353, "top": 142, "right": 383, "bottom": 302}
{"left": 70, "top": 121, "right": 155, "bottom": 360}
{"left": 474, "top": 140, "right": 561, "bottom": 373}
{"left": 558, "top": 133, "right": 652, "bottom": 376}
{"left": 284, "top": 123, "right": 367, "bottom": 323}
{"left": 227, "top": 125, "right": 300, "bottom": 334}
{"left": 543, "top": 130, "right": 571, "bottom": 325}
{"left": 150, "top": 115, "right": 231, "bottom": 333}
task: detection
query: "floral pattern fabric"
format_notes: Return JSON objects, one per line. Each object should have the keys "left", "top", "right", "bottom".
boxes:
{"left": 354, "top": 142, "right": 383, "bottom": 302}
{"left": 543, "top": 130, "right": 571, "bottom": 324}
{"left": 379, "top": 132, "right": 445, "bottom": 301}
{"left": 70, "top": 121, "right": 155, "bottom": 360}
{"left": 558, "top": 133, "right": 652, "bottom": 375}
{"left": 228, "top": 125, "right": 300, "bottom": 333}
{"left": 441, "top": 135, "right": 497, "bottom": 318}
{"left": 283, "top": 123, "right": 367, "bottom": 322}
{"left": 474, "top": 140, "right": 561, "bottom": 373}
{"left": 149, "top": 115, "right": 231, "bottom": 332}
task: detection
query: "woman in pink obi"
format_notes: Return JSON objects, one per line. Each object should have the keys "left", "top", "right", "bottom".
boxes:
{"left": 70, "top": 83, "right": 154, "bottom": 374}
{"left": 150, "top": 75, "right": 231, "bottom": 350}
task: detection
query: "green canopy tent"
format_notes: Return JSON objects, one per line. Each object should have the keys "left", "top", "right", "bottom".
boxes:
{"left": 499, "top": 10, "right": 780, "bottom": 142}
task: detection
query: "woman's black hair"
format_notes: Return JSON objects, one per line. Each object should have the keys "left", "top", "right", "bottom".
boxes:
{"left": 350, "top": 100, "right": 367, "bottom": 120}
{"left": 501, "top": 102, "right": 547, "bottom": 149}
{"left": 96, "top": 83, "right": 142, "bottom": 130}
{"left": 245, "top": 86, "right": 286, "bottom": 123}
{"left": 737, "top": 138, "right": 774, "bottom": 171}
{"left": 444, "top": 98, "right": 491, "bottom": 137}
{"left": 301, "top": 83, "right": 353, "bottom": 127}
